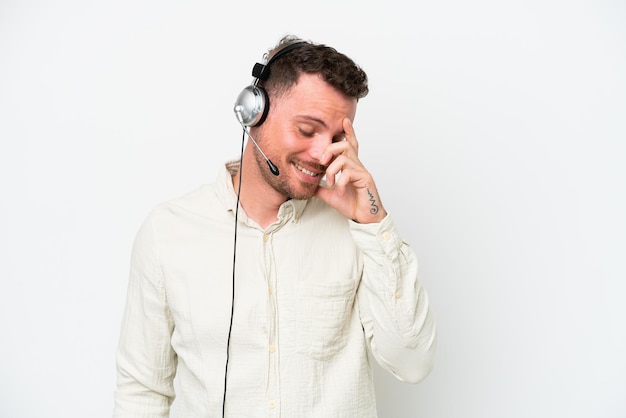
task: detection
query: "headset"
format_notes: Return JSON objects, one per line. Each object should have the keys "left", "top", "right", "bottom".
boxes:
{"left": 233, "top": 40, "right": 308, "bottom": 127}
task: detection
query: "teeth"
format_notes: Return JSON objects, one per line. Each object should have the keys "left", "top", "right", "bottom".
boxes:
{"left": 295, "top": 163, "right": 319, "bottom": 177}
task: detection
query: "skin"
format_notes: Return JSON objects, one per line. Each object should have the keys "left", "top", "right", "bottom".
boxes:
{"left": 233, "top": 73, "right": 387, "bottom": 229}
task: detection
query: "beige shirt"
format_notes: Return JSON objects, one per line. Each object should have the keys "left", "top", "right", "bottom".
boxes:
{"left": 114, "top": 161, "right": 436, "bottom": 417}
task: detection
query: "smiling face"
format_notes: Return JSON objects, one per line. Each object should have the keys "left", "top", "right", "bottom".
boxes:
{"left": 252, "top": 73, "right": 357, "bottom": 200}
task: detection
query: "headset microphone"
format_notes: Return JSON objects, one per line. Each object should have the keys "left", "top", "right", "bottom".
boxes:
{"left": 234, "top": 106, "right": 280, "bottom": 176}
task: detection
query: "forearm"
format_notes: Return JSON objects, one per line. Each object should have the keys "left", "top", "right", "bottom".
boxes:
{"left": 351, "top": 215, "right": 437, "bottom": 383}
{"left": 358, "top": 279, "right": 436, "bottom": 383}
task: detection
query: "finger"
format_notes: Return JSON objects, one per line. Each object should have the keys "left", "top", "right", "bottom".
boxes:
{"left": 323, "top": 154, "right": 347, "bottom": 187}
{"left": 331, "top": 168, "right": 350, "bottom": 197}
{"left": 343, "top": 118, "right": 359, "bottom": 154}
{"left": 321, "top": 139, "right": 352, "bottom": 167}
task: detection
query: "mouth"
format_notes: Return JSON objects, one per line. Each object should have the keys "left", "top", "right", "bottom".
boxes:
{"left": 293, "top": 162, "right": 324, "bottom": 180}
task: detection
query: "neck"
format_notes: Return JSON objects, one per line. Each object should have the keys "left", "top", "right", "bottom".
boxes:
{"left": 232, "top": 145, "right": 287, "bottom": 229}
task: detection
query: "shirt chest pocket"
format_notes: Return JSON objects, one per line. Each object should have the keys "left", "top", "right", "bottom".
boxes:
{"left": 296, "top": 279, "right": 358, "bottom": 360}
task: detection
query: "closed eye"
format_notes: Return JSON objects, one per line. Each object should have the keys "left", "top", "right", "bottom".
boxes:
{"left": 298, "top": 128, "right": 315, "bottom": 138}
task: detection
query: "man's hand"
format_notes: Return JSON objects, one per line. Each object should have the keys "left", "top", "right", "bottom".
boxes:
{"left": 315, "top": 118, "right": 387, "bottom": 224}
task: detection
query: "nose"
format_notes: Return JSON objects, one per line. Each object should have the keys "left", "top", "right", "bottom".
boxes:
{"left": 308, "top": 135, "right": 332, "bottom": 163}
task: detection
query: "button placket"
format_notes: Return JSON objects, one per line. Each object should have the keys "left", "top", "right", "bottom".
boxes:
{"left": 262, "top": 229, "right": 281, "bottom": 416}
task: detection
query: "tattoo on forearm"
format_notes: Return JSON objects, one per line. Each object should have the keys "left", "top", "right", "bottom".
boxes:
{"left": 367, "top": 189, "right": 379, "bottom": 215}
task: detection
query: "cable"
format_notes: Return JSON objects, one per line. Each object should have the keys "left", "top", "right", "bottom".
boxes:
{"left": 222, "top": 130, "right": 246, "bottom": 418}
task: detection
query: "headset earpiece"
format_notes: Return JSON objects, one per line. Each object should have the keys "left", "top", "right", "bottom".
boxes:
{"left": 234, "top": 85, "right": 269, "bottom": 127}
{"left": 233, "top": 40, "right": 307, "bottom": 127}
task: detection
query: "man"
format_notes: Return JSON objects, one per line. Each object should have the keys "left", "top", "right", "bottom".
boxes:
{"left": 114, "top": 35, "right": 436, "bottom": 417}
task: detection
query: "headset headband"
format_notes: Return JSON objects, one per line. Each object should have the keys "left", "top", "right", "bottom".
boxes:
{"left": 251, "top": 41, "right": 308, "bottom": 81}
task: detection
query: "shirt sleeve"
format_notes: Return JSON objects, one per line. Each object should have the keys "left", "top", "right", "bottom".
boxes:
{"left": 113, "top": 214, "right": 177, "bottom": 417}
{"left": 350, "top": 214, "right": 437, "bottom": 384}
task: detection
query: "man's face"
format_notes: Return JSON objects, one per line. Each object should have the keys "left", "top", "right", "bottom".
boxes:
{"left": 253, "top": 73, "right": 357, "bottom": 200}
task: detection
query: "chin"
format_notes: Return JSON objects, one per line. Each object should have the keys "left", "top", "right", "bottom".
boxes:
{"left": 285, "top": 183, "right": 318, "bottom": 201}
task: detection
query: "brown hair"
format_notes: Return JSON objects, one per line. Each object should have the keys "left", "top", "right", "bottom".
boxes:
{"left": 260, "top": 35, "right": 369, "bottom": 102}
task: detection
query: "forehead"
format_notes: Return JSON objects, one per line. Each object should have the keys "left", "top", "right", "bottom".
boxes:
{"left": 274, "top": 73, "right": 357, "bottom": 123}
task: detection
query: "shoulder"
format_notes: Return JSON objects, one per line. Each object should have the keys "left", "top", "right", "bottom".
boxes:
{"left": 143, "top": 183, "right": 229, "bottom": 235}
{"left": 152, "top": 184, "right": 214, "bottom": 217}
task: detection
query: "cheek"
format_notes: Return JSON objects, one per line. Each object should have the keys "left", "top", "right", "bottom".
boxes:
{"left": 276, "top": 131, "right": 306, "bottom": 153}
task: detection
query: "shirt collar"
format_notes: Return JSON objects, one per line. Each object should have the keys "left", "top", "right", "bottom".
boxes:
{"left": 216, "top": 159, "right": 308, "bottom": 225}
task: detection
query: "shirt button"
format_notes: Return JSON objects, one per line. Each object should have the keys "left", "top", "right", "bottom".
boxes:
{"left": 395, "top": 291, "right": 402, "bottom": 299}
{"left": 268, "top": 400, "right": 276, "bottom": 409}
{"left": 382, "top": 231, "right": 391, "bottom": 241}
{"left": 268, "top": 286, "right": 273, "bottom": 295}
{"left": 269, "top": 344, "right": 276, "bottom": 353}
{"left": 263, "top": 234, "right": 270, "bottom": 242}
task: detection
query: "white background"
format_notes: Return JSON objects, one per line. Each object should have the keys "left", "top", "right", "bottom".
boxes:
{"left": 1, "top": 0, "right": 624, "bottom": 417}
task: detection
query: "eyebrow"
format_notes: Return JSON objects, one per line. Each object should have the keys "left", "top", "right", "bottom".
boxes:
{"left": 293, "top": 115, "right": 328, "bottom": 128}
